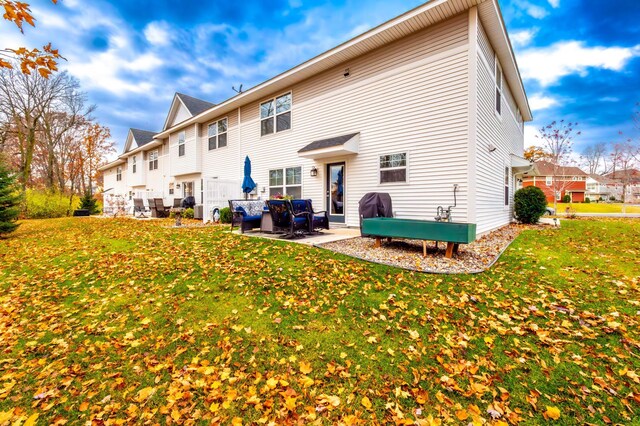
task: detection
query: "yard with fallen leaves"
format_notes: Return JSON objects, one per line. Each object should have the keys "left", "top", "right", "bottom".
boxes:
{"left": 1, "top": 218, "right": 639, "bottom": 425}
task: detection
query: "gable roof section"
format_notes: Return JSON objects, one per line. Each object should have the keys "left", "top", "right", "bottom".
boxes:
{"left": 123, "top": 128, "right": 157, "bottom": 154}
{"left": 533, "top": 161, "right": 587, "bottom": 177}
{"left": 588, "top": 174, "right": 617, "bottom": 185}
{"left": 176, "top": 93, "right": 215, "bottom": 116}
{"left": 605, "top": 169, "right": 640, "bottom": 183}
{"left": 162, "top": 93, "right": 215, "bottom": 131}
{"left": 155, "top": 0, "right": 532, "bottom": 139}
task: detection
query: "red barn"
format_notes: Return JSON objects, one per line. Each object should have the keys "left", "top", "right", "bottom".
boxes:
{"left": 521, "top": 161, "right": 588, "bottom": 203}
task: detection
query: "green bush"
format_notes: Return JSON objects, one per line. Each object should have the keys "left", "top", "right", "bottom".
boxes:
{"left": 24, "top": 189, "right": 79, "bottom": 219}
{"left": 562, "top": 194, "right": 571, "bottom": 203}
{"left": 514, "top": 186, "right": 547, "bottom": 224}
{"left": 0, "top": 161, "right": 21, "bottom": 236}
{"left": 219, "top": 207, "right": 232, "bottom": 224}
{"left": 184, "top": 208, "right": 194, "bottom": 219}
{"left": 79, "top": 192, "right": 100, "bottom": 215}
{"left": 584, "top": 197, "right": 591, "bottom": 203}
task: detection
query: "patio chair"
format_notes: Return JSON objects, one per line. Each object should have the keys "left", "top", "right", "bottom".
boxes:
{"left": 133, "top": 198, "right": 148, "bottom": 218}
{"left": 173, "top": 198, "right": 183, "bottom": 208}
{"left": 154, "top": 198, "right": 170, "bottom": 218}
{"left": 266, "top": 199, "right": 310, "bottom": 238}
{"left": 305, "top": 199, "right": 329, "bottom": 232}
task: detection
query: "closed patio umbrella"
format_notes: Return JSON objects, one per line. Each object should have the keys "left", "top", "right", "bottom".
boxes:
{"left": 336, "top": 169, "right": 343, "bottom": 196}
{"left": 242, "top": 156, "right": 257, "bottom": 199}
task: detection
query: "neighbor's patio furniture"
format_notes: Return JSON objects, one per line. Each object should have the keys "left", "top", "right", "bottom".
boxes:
{"left": 133, "top": 198, "right": 148, "bottom": 218}
{"left": 229, "top": 199, "right": 265, "bottom": 233}
{"left": 153, "top": 198, "right": 170, "bottom": 218}
{"left": 173, "top": 198, "right": 183, "bottom": 208}
{"left": 266, "top": 199, "right": 311, "bottom": 238}
{"left": 361, "top": 217, "right": 476, "bottom": 259}
{"left": 305, "top": 199, "right": 329, "bottom": 233}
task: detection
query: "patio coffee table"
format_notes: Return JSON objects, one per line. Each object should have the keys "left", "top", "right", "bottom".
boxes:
{"left": 361, "top": 217, "right": 476, "bottom": 258}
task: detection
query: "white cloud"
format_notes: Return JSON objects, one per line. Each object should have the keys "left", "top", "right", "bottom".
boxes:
{"left": 526, "top": 4, "right": 548, "bottom": 19}
{"left": 510, "top": 29, "right": 535, "bottom": 48}
{"left": 548, "top": 0, "right": 560, "bottom": 8}
{"left": 524, "top": 124, "right": 541, "bottom": 148}
{"left": 518, "top": 41, "right": 640, "bottom": 86}
{"left": 144, "top": 21, "right": 172, "bottom": 46}
{"left": 529, "top": 94, "right": 559, "bottom": 111}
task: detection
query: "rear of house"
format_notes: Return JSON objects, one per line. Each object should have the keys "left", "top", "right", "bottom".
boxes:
{"left": 100, "top": 0, "right": 532, "bottom": 236}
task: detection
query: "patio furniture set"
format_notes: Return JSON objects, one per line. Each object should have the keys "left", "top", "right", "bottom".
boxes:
{"left": 229, "top": 199, "right": 329, "bottom": 238}
{"left": 133, "top": 197, "right": 196, "bottom": 219}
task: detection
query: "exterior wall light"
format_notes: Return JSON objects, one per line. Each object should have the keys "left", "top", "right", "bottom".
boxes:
{"left": 310, "top": 166, "right": 318, "bottom": 177}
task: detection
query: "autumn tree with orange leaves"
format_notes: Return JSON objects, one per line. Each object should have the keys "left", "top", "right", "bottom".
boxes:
{"left": 1, "top": 0, "right": 62, "bottom": 78}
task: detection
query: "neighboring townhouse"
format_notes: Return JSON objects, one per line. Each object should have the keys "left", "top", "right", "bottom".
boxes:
{"left": 605, "top": 169, "right": 640, "bottom": 203}
{"left": 100, "top": 0, "right": 533, "bottom": 236}
{"left": 586, "top": 174, "right": 618, "bottom": 201}
{"left": 522, "top": 161, "right": 587, "bottom": 203}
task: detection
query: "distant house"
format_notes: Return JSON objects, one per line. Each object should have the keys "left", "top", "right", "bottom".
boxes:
{"left": 585, "top": 174, "right": 618, "bottom": 201}
{"left": 604, "top": 169, "right": 640, "bottom": 203}
{"left": 99, "top": 0, "right": 534, "bottom": 236}
{"left": 522, "top": 161, "right": 588, "bottom": 203}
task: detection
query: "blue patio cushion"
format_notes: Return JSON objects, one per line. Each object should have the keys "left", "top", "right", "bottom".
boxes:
{"left": 291, "top": 199, "right": 307, "bottom": 213}
{"left": 235, "top": 206, "right": 247, "bottom": 217}
{"left": 293, "top": 217, "right": 307, "bottom": 224}
{"left": 244, "top": 215, "right": 262, "bottom": 222}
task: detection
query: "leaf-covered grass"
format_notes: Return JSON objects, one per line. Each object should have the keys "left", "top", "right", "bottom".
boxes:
{"left": 0, "top": 217, "right": 639, "bottom": 425}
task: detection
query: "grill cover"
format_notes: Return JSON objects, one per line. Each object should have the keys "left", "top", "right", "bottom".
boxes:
{"left": 181, "top": 196, "right": 196, "bottom": 209}
{"left": 358, "top": 192, "right": 393, "bottom": 236}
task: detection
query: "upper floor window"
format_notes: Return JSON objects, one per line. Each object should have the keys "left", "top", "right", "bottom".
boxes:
{"left": 116, "top": 167, "right": 122, "bottom": 181}
{"left": 208, "top": 118, "right": 228, "bottom": 150}
{"left": 132, "top": 156, "right": 137, "bottom": 174}
{"left": 261, "top": 92, "right": 291, "bottom": 136}
{"left": 149, "top": 150, "right": 158, "bottom": 171}
{"left": 495, "top": 59, "right": 502, "bottom": 116}
{"left": 379, "top": 153, "right": 407, "bottom": 184}
{"left": 178, "top": 131, "right": 185, "bottom": 157}
{"left": 546, "top": 176, "right": 552, "bottom": 186}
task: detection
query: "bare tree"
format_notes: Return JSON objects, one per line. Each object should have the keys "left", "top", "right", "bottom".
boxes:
{"left": 0, "top": 65, "right": 77, "bottom": 189}
{"left": 536, "top": 120, "right": 581, "bottom": 210}
{"left": 580, "top": 142, "right": 608, "bottom": 175}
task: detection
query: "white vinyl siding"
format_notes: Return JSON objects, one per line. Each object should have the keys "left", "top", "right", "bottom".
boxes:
{"left": 241, "top": 13, "right": 470, "bottom": 226}
{"left": 474, "top": 18, "right": 525, "bottom": 234}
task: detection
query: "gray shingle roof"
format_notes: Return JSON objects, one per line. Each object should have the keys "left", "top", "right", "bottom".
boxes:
{"left": 130, "top": 129, "right": 157, "bottom": 148}
{"left": 298, "top": 133, "right": 359, "bottom": 153}
{"left": 176, "top": 93, "right": 215, "bottom": 116}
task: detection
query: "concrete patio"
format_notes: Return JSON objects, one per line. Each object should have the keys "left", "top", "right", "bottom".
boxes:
{"left": 232, "top": 226, "right": 360, "bottom": 246}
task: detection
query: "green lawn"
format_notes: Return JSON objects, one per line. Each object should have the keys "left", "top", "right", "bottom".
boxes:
{"left": 0, "top": 218, "right": 639, "bottom": 425}
{"left": 555, "top": 202, "right": 640, "bottom": 214}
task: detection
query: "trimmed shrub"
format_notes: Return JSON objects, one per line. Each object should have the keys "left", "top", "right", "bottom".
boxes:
{"left": 219, "top": 207, "right": 232, "bottom": 224}
{"left": 562, "top": 194, "right": 571, "bottom": 203}
{"left": 584, "top": 197, "right": 591, "bottom": 203}
{"left": 184, "top": 208, "right": 194, "bottom": 219}
{"left": 79, "top": 192, "right": 100, "bottom": 215}
{"left": 0, "top": 161, "right": 21, "bottom": 236}
{"left": 24, "top": 189, "right": 79, "bottom": 219}
{"left": 514, "top": 186, "right": 547, "bottom": 224}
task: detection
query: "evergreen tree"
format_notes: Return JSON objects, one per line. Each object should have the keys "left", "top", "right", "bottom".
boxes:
{"left": 0, "top": 161, "right": 21, "bottom": 236}
{"left": 79, "top": 192, "right": 99, "bottom": 215}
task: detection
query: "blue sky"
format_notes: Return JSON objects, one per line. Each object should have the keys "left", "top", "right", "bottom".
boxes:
{"left": 2, "top": 0, "right": 639, "bottom": 156}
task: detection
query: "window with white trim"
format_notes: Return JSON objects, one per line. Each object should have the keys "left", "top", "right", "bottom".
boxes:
{"left": 546, "top": 176, "right": 552, "bottom": 186}
{"left": 116, "top": 167, "right": 122, "bottom": 181}
{"left": 178, "top": 131, "right": 185, "bottom": 157}
{"left": 148, "top": 150, "right": 158, "bottom": 171}
{"left": 261, "top": 92, "right": 291, "bottom": 136}
{"left": 169, "top": 182, "right": 174, "bottom": 195}
{"left": 269, "top": 166, "right": 301, "bottom": 198}
{"left": 132, "top": 156, "right": 137, "bottom": 174}
{"left": 379, "top": 153, "right": 407, "bottom": 184}
{"left": 208, "top": 118, "right": 228, "bottom": 150}
{"left": 504, "top": 166, "right": 510, "bottom": 206}
{"left": 495, "top": 59, "right": 502, "bottom": 115}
